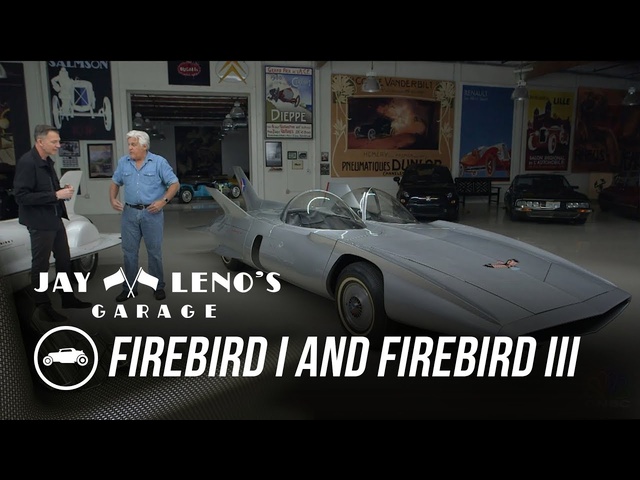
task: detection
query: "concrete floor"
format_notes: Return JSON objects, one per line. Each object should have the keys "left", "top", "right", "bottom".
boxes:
{"left": 47, "top": 198, "right": 640, "bottom": 418}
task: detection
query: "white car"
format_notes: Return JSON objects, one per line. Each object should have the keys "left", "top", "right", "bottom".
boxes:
{"left": 0, "top": 170, "right": 121, "bottom": 292}
{"left": 43, "top": 347, "right": 88, "bottom": 366}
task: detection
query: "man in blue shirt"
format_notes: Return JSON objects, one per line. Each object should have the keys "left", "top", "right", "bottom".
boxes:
{"left": 109, "top": 130, "right": 180, "bottom": 302}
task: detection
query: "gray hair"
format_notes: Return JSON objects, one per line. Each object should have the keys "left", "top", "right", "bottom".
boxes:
{"left": 34, "top": 124, "right": 58, "bottom": 140}
{"left": 126, "top": 130, "right": 150, "bottom": 149}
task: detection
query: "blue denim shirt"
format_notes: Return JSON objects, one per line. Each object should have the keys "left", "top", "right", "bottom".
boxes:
{"left": 112, "top": 152, "right": 178, "bottom": 205}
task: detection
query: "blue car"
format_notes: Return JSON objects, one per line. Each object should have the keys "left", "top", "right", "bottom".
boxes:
{"left": 179, "top": 180, "right": 241, "bottom": 203}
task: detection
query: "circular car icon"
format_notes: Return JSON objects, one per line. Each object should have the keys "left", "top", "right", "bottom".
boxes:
{"left": 43, "top": 347, "right": 89, "bottom": 366}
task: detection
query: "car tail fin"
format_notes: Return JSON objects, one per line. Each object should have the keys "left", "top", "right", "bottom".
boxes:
{"left": 205, "top": 186, "right": 250, "bottom": 219}
{"left": 58, "top": 170, "right": 82, "bottom": 216}
{"left": 232, "top": 166, "right": 284, "bottom": 210}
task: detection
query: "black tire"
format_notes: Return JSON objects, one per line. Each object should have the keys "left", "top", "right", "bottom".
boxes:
{"left": 43, "top": 356, "right": 53, "bottom": 366}
{"left": 180, "top": 188, "right": 193, "bottom": 204}
{"left": 335, "top": 262, "right": 388, "bottom": 346}
{"left": 230, "top": 185, "right": 241, "bottom": 199}
{"left": 77, "top": 355, "right": 89, "bottom": 366}
{"left": 221, "top": 255, "right": 243, "bottom": 271}
{"left": 72, "top": 253, "right": 99, "bottom": 280}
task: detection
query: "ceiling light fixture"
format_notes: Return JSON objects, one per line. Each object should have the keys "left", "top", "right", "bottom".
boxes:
{"left": 362, "top": 61, "right": 381, "bottom": 93}
{"left": 622, "top": 86, "right": 640, "bottom": 106}
{"left": 229, "top": 100, "right": 246, "bottom": 119}
{"left": 511, "top": 79, "right": 529, "bottom": 101}
{"left": 511, "top": 64, "right": 532, "bottom": 101}
{"left": 133, "top": 112, "right": 145, "bottom": 128}
{"left": 222, "top": 114, "right": 235, "bottom": 131}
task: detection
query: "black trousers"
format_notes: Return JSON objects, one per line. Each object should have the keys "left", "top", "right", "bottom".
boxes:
{"left": 28, "top": 219, "right": 72, "bottom": 305}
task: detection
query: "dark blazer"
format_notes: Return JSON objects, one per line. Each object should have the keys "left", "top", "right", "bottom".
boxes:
{"left": 13, "top": 147, "right": 68, "bottom": 230}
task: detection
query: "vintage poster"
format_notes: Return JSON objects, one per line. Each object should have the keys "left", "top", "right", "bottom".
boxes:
{"left": 573, "top": 87, "right": 640, "bottom": 173}
{"left": 330, "top": 74, "right": 454, "bottom": 178}
{"left": 525, "top": 89, "right": 574, "bottom": 171}
{"left": 0, "top": 62, "right": 31, "bottom": 167}
{"left": 458, "top": 85, "right": 513, "bottom": 179}
{"left": 265, "top": 66, "right": 313, "bottom": 139}
{"left": 46, "top": 60, "right": 114, "bottom": 141}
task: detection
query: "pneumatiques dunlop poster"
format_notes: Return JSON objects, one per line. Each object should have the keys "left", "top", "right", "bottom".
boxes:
{"left": 331, "top": 74, "right": 455, "bottom": 178}
{"left": 458, "top": 85, "right": 513, "bottom": 179}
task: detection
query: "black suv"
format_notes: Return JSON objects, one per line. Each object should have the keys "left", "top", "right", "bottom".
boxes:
{"left": 393, "top": 164, "right": 459, "bottom": 221}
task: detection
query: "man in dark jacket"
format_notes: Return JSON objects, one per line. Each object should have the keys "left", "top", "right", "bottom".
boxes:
{"left": 13, "top": 124, "right": 91, "bottom": 322}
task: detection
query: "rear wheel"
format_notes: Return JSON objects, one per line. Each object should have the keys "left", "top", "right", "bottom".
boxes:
{"left": 230, "top": 185, "right": 241, "bottom": 198}
{"left": 72, "top": 253, "right": 99, "bottom": 280}
{"left": 336, "top": 262, "right": 388, "bottom": 347}
{"left": 52, "top": 96, "right": 62, "bottom": 128}
{"left": 180, "top": 188, "right": 193, "bottom": 204}
{"left": 547, "top": 134, "right": 557, "bottom": 154}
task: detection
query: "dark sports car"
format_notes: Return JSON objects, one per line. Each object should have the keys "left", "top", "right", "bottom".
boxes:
{"left": 504, "top": 173, "right": 592, "bottom": 224}
{"left": 393, "top": 163, "right": 459, "bottom": 221}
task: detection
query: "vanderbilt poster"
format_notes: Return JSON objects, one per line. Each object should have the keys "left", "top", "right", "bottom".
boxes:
{"left": 330, "top": 74, "right": 455, "bottom": 178}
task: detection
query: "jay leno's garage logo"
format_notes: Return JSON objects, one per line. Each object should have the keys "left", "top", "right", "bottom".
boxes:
{"left": 33, "top": 268, "right": 283, "bottom": 390}
{"left": 39, "top": 268, "right": 282, "bottom": 320}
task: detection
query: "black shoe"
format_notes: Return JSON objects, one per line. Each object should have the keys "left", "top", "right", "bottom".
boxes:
{"left": 154, "top": 289, "right": 166, "bottom": 301}
{"left": 61, "top": 296, "right": 92, "bottom": 309}
{"left": 116, "top": 291, "right": 138, "bottom": 302}
{"left": 37, "top": 303, "right": 68, "bottom": 322}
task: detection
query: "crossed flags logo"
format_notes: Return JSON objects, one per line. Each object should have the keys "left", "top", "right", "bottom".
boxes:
{"left": 103, "top": 267, "right": 159, "bottom": 298}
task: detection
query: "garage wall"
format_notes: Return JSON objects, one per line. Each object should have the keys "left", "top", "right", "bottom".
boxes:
{"left": 10, "top": 60, "right": 634, "bottom": 214}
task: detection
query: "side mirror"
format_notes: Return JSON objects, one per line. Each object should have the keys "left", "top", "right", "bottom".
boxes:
{"left": 393, "top": 176, "right": 400, "bottom": 184}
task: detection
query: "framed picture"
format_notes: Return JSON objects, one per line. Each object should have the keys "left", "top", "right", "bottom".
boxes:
{"left": 87, "top": 143, "right": 114, "bottom": 178}
{"left": 59, "top": 141, "right": 80, "bottom": 157}
{"left": 265, "top": 141, "right": 283, "bottom": 168}
{"left": 298, "top": 151, "right": 307, "bottom": 160}
{"left": 320, "top": 163, "right": 330, "bottom": 175}
{"left": 292, "top": 159, "right": 303, "bottom": 170}
{"left": 321, "top": 151, "right": 329, "bottom": 162}
{"left": 287, "top": 150, "right": 298, "bottom": 160}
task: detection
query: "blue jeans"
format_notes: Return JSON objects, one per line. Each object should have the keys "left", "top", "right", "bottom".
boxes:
{"left": 120, "top": 206, "right": 166, "bottom": 292}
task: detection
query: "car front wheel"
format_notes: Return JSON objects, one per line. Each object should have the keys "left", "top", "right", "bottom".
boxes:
{"left": 221, "top": 255, "right": 243, "bottom": 271}
{"left": 336, "top": 262, "right": 388, "bottom": 347}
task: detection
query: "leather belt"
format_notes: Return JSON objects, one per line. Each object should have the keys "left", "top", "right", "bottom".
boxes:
{"left": 126, "top": 203, "right": 151, "bottom": 210}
